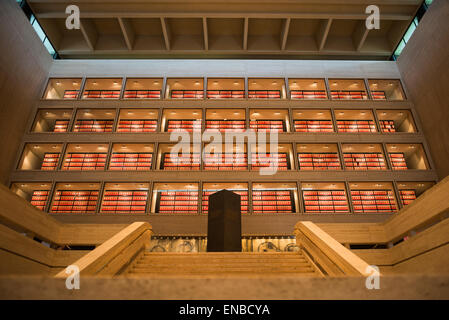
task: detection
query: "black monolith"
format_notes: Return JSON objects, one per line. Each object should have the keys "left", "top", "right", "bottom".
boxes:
{"left": 207, "top": 189, "right": 242, "bottom": 252}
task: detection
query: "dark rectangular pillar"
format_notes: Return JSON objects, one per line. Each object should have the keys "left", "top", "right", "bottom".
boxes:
{"left": 207, "top": 189, "right": 242, "bottom": 252}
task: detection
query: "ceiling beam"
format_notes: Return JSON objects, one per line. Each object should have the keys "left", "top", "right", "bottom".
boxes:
{"left": 118, "top": 17, "right": 135, "bottom": 50}
{"left": 280, "top": 18, "right": 291, "bottom": 51}
{"left": 79, "top": 19, "right": 98, "bottom": 51}
{"left": 160, "top": 17, "right": 171, "bottom": 50}
{"left": 243, "top": 17, "right": 248, "bottom": 50}
{"left": 352, "top": 20, "right": 370, "bottom": 51}
{"left": 35, "top": 12, "right": 414, "bottom": 21}
{"left": 202, "top": 17, "right": 208, "bottom": 51}
{"left": 315, "top": 18, "right": 332, "bottom": 51}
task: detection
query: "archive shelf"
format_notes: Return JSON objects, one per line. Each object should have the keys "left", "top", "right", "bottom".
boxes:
{"left": 329, "top": 79, "right": 368, "bottom": 100}
{"left": 203, "top": 153, "right": 248, "bottom": 170}
{"left": 206, "top": 78, "right": 245, "bottom": 99}
{"left": 248, "top": 90, "right": 281, "bottom": 99}
{"left": 386, "top": 144, "right": 429, "bottom": 170}
{"left": 167, "top": 119, "right": 202, "bottom": 132}
{"left": 82, "top": 78, "right": 122, "bottom": 99}
{"left": 303, "top": 190, "right": 349, "bottom": 213}
{"left": 51, "top": 190, "right": 99, "bottom": 213}
{"left": 155, "top": 191, "right": 199, "bottom": 214}
{"left": 161, "top": 153, "right": 201, "bottom": 171}
{"left": 30, "top": 190, "right": 50, "bottom": 211}
{"left": 109, "top": 153, "right": 152, "bottom": 171}
{"left": 288, "top": 79, "right": 327, "bottom": 100}
{"left": 298, "top": 153, "right": 341, "bottom": 170}
{"left": 123, "top": 78, "right": 163, "bottom": 99}
{"left": 41, "top": 153, "right": 60, "bottom": 171}
{"left": 62, "top": 153, "right": 107, "bottom": 171}
{"left": 248, "top": 78, "right": 285, "bottom": 99}
{"left": 43, "top": 78, "right": 81, "bottom": 100}
{"left": 123, "top": 90, "right": 161, "bottom": 99}
{"left": 171, "top": 90, "right": 204, "bottom": 99}
{"left": 205, "top": 120, "right": 246, "bottom": 132}
{"left": 290, "top": 90, "right": 327, "bottom": 100}
{"left": 18, "top": 144, "right": 63, "bottom": 171}
{"left": 351, "top": 190, "right": 397, "bottom": 213}
{"left": 368, "top": 79, "right": 406, "bottom": 101}
{"left": 377, "top": 110, "right": 417, "bottom": 133}
{"left": 207, "top": 90, "right": 245, "bottom": 99}
{"left": 62, "top": 144, "right": 108, "bottom": 171}
{"left": 251, "top": 153, "right": 290, "bottom": 171}
{"left": 397, "top": 181, "right": 434, "bottom": 207}
{"left": 249, "top": 120, "right": 285, "bottom": 132}
{"left": 202, "top": 190, "right": 248, "bottom": 213}
{"left": 101, "top": 183, "right": 149, "bottom": 214}
{"left": 252, "top": 190, "right": 295, "bottom": 213}
{"left": 32, "top": 109, "right": 73, "bottom": 133}
{"left": 343, "top": 153, "right": 387, "bottom": 170}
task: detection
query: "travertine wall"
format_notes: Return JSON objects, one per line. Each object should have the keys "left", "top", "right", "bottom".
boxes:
{"left": 0, "top": 0, "right": 52, "bottom": 185}
{"left": 397, "top": 0, "right": 449, "bottom": 179}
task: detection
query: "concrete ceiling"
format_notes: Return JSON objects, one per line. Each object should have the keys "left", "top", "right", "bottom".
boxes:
{"left": 28, "top": 0, "right": 422, "bottom": 60}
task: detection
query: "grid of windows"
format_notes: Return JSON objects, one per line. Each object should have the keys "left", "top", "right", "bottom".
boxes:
{"left": 379, "top": 120, "right": 396, "bottom": 133}
{"left": 351, "top": 190, "right": 397, "bottom": 213}
{"left": 63, "top": 90, "right": 79, "bottom": 99}
{"left": 251, "top": 153, "right": 290, "bottom": 170}
{"left": 303, "top": 190, "right": 349, "bottom": 213}
{"left": 290, "top": 90, "right": 327, "bottom": 99}
{"left": 166, "top": 120, "right": 202, "bottom": 132}
{"left": 337, "top": 120, "right": 377, "bottom": 133}
{"left": 54, "top": 120, "right": 70, "bottom": 132}
{"left": 82, "top": 90, "right": 120, "bottom": 99}
{"left": 400, "top": 190, "right": 417, "bottom": 206}
{"left": 371, "top": 91, "right": 387, "bottom": 100}
{"left": 250, "top": 120, "right": 285, "bottom": 132}
{"left": 171, "top": 90, "right": 204, "bottom": 99}
{"left": 294, "top": 120, "right": 333, "bottom": 133}
{"left": 161, "top": 153, "right": 201, "bottom": 170}
{"left": 207, "top": 90, "right": 245, "bottom": 99}
{"left": 389, "top": 153, "right": 408, "bottom": 170}
{"left": 62, "top": 153, "right": 107, "bottom": 170}
{"left": 203, "top": 153, "right": 247, "bottom": 170}
{"left": 248, "top": 90, "right": 281, "bottom": 99}
{"left": 252, "top": 190, "right": 295, "bottom": 213}
{"left": 30, "top": 190, "right": 49, "bottom": 211}
{"left": 202, "top": 190, "right": 248, "bottom": 214}
{"left": 51, "top": 190, "right": 99, "bottom": 213}
{"left": 73, "top": 120, "right": 114, "bottom": 132}
{"left": 123, "top": 90, "right": 161, "bottom": 99}
{"left": 156, "top": 191, "right": 198, "bottom": 213}
{"left": 41, "top": 153, "right": 60, "bottom": 171}
{"left": 101, "top": 190, "right": 148, "bottom": 213}
{"left": 117, "top": 120, "right": 157, "bottom": 132}
{"left": 298, "top": 153, "right": 341, "bottom": 170}
{"left": 331, "top": 91, "right": 367, "bottom": 100}
{"left": 109, "top": 153, "right": 152, "bottom": 171}
{"left": 344, "top": 153, "right": 387, "bottom": 170}
{"left": 205, "top": 120, "right": 246, "bottom": 132}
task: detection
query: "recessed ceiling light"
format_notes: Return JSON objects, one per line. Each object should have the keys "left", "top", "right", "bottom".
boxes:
{"left": 33, "top": 145, "right": 40, "bottom": 149}
{"left": 153, "top": 81, "right": 159, "bottom": 84}
{"left": 233, "top": 81, "right": 239, "bottom": 85}
{"left": 21, "top": 184, "right": 27, "bottom": 187}
{"left": 52, "top": 145, "right": 58, "bottom": 149}
{"left": 41, "top": 184, "right": 47, "bottom": 187}
{"left": 65, "top": 184, "right": 71, "bottom": 187}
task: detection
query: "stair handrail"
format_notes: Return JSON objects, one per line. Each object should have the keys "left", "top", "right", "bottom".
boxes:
{"left": 55, "top": 222, "right": 152, "bottom": 278}
{"left": 294, "top": 221, "right": 376, "bottom": 277}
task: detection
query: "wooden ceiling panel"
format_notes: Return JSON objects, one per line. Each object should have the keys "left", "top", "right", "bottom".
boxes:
{"left": 27, "top": 0, "right": 422, "bottom": 59}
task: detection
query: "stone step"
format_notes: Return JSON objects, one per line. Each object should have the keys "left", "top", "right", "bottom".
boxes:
{"left": 131, "top": 266, "right": 315, "bottom": 273}
{"left": 141, "top": 255, "right": 306, "bottom": 263}
{"left": 135, "top": 260, "right": 309, "bottom": 266}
